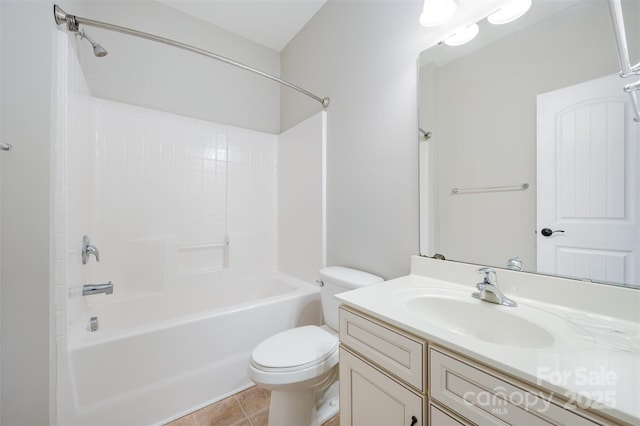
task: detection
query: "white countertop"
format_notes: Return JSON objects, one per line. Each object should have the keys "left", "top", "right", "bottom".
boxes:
{"left": 336, "top": 261, "right": 640, "bottom": 425}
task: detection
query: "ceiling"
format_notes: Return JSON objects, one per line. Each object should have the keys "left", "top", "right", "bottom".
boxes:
{"left": 157, "top": 0, "right": 328, "bottom": 52}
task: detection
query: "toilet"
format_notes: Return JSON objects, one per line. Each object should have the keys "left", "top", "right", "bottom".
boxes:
{"left": 248, "top": 266, "right": 383, "bottom": 426}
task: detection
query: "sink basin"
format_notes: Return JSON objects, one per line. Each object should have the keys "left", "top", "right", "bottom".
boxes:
{"left": 405, "top": 295, "right": 555, "bottom": 348}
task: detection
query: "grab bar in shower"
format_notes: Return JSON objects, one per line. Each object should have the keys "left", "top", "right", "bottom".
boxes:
{"left": 451, "top": 183, "right": 529, "bottom": 195}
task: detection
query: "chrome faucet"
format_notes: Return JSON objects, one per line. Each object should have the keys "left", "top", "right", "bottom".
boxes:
{"left": 82, "top": 235, "right": 100, "bottom": 264}
{"left": 506, "top": 256, "right": 523, "bottom": 271}
{"left": 472, "top": 268, "right": 517, "bottom": 307}
{"left": 83, "top": 281, "right": 113, "bottom": 296}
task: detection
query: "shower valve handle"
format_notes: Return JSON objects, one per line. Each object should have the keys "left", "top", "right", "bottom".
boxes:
{"left": 82, "top": 235, "right": 100, "bottom": 264}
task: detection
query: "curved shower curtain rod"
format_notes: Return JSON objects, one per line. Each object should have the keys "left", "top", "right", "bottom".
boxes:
{"left": 53, "top": 5, "right": 330, "bottom": 108}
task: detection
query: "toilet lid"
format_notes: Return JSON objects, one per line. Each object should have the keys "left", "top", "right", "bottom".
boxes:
{"left": 251, "top": 326, "right": 338, "bottom": 370}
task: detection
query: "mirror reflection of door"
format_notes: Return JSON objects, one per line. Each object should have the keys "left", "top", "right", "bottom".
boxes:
{"left": 537, "top": 73, "right": 639, "bottom": 285}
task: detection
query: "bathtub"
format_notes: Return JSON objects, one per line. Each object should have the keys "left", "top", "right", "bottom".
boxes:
{"left": 60, "top": 272, "right": 322, "bottom": 426}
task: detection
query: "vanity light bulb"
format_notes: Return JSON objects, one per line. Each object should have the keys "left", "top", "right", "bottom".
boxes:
{"left": 420, "top": 0, "right": 458, "bottom": 27}
{"left": 444, "top": 23, "right": 479, "bottom": 46}
{"left": 487, "top": 0, "right": 532, "bottom": 25}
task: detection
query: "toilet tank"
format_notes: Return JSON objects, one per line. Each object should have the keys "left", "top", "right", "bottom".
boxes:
{"left": 318, "top": 266, "right": 384, "bottom": 331}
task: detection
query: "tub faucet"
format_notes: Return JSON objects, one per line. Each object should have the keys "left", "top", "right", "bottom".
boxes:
{"left": 472, "top": 268, "right": 517, "bottom": 307}
{"left": 83, "top": 281, "right": 113, "bottom": 296}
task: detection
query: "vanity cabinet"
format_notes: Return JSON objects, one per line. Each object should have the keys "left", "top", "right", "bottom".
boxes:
{"left": 339, "top": 307, "right": 426, "bottom": 426}
{"left": 338, "top": 306, "right": 619, "bottom": 426}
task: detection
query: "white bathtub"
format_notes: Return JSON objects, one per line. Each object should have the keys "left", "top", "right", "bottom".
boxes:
{"left": 60, "top": 272, "right": 322, "bottom": 426}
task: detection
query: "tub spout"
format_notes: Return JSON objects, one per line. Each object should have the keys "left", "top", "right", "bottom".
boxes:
{"left": 83, "top": 281, "right": 113, "bottom": 296}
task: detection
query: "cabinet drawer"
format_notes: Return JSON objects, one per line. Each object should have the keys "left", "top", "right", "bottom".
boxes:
{"left": 429, "top": 347, "right": 602, "bottom": 426}
{"left": 340, "top": 307, "right": 425, "bottom": 391}
{"left": 340, "top": 347, "right": 424, "bottom": 426}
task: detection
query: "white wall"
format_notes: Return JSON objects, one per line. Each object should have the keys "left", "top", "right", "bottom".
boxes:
{"left": 0, "top": 1, "right": 55, "bottom": 424}
{"left": 77, "top": 0, "right": 281, "bottom": 134}
{"left": 280, "top": 1, "right": 424, "bottom": 280}
{"left": 278, "top": 112, "right": 326, "bottom": 284}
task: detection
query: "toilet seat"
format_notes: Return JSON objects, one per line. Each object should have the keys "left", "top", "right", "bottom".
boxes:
{"left": 251, "top": 325, "right": 338, "bottom": 371}
{"left": 249, "top": 326, "right": 339, "bottom": 386}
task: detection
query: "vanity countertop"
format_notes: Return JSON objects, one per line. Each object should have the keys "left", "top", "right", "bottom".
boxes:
{"left": 336, "top": 257, "right": 640, "bottom": 425}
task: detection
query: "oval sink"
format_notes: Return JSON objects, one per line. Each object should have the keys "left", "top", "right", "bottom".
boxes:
{"left": 405, "top": 295, "right": 555, "bottom": 348}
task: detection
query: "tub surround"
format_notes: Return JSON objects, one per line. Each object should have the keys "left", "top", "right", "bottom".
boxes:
{"left": 336, "top": 255, "right": 640, "bottom": 425}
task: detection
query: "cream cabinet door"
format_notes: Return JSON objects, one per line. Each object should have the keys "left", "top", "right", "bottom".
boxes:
{"left": 340, "top": 347, "right": 424, "bottom": 426}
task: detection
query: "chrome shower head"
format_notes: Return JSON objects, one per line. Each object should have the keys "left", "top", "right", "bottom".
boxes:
{"left": 78, "top": 30, "right": 108, "bottom": 57}
{"left": 92, "top": 42, "right": 108, "bottom": 58}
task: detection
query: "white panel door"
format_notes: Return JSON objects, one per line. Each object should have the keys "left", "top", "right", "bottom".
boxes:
{"left": 537, "top": 73, "right": 639, "bottom": 286}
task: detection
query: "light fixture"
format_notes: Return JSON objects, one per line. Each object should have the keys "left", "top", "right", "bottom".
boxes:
{"left": 420, "top": 0, "right": 458, "bottom": 27}
{"left": 488, "top": 0, "right": 532, "bottom": 25}
{"left": 444, "top": 23, "right": 479, "bottom": 46}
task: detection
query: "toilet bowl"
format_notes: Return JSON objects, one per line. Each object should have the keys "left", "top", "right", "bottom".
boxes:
{"left": 249, "top": 325, "right": 340, "bottom": 426}
{"left": 248, "top": 267, "right": 383, "bottom": 426}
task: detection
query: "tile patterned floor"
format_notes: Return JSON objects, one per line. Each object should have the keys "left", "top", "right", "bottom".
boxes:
{"left": 166, "top": 386, "right": 339, "bottom": 426}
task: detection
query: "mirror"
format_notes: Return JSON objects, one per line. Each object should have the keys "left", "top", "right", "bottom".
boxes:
{"left": 419, "top": 0, "right": 640, "bottom": 288}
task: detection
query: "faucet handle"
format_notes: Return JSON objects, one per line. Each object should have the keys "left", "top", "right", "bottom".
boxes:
{"left": 477, "top": 267, "right": 497, "bottom": 285}
{"left": 82, "top": 235, "right": 100, "bottom": 264}
{"left": 507, "top": 256, "right": 523, "bottom": 271}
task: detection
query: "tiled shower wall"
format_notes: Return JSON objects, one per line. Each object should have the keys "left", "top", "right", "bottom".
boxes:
{"left": 55, "top": 33, "right": 278, "bottom": 333}
{"left": 54, "top": 32, "right": 94, "bottom": 345}
{"left": 87, "top": 100, "right": 277, "bottom": 296}
{"left": 68, "top": 102, "right": 277, "bottom": 325}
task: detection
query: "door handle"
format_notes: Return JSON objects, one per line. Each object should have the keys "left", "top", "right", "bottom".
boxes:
{"left": 410, "top": 416, "right": 418, "bottom": 426}
{"left": 541, "top": 228, "right": 565, "bottom": 237}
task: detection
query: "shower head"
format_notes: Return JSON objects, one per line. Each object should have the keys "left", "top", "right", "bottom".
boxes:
{"left": 92, "top": 42, "right": 109, "bottom": 58}
{"left": 78, "top": 30, "right": 108, "bottom": 57}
